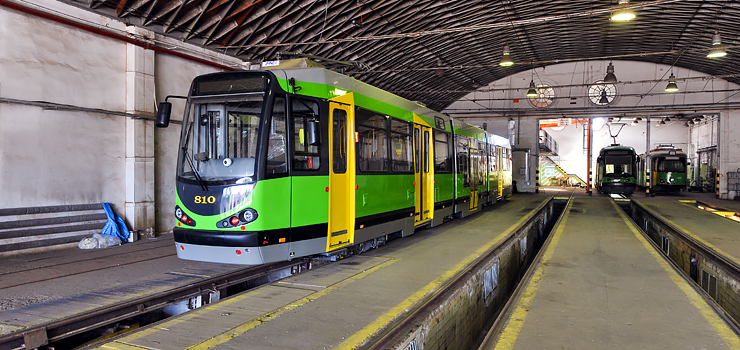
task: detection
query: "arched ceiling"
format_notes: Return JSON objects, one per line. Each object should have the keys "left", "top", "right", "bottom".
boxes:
{"left": 60, "top": 0, "right": 740, "bottom": 111}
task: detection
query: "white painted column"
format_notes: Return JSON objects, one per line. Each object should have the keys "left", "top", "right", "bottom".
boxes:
{"left": 125, "top": 26, "right": 156, "bottom": 238}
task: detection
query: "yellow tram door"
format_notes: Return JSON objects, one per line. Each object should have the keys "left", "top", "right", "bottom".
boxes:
{"left": 469, "top": 144, "right": 479, "bottom": 211}
{"left": 327, "top": 99, "right": 356, "bottom": 250}
{"left": 414, "top": 124, "right": 434, "bottom": 225}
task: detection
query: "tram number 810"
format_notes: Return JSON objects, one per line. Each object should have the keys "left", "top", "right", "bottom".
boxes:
{"left": 194, "top": 196, "right": 216, "bottom": 204}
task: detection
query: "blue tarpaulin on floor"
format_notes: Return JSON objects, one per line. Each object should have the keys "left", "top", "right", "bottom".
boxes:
{"left": 102, "top": 202, "right": 130, "bottom": 242}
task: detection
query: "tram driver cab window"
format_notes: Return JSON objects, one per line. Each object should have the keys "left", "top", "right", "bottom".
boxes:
{"left": 266, "top": 96, "right": 287, "bottom": 176}
{"left": 291, "top": 98, "right": 321, "bottom": 171}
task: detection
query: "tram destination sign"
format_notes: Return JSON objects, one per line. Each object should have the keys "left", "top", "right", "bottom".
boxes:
{"left": 194, "top": 75, "right": 267, "bottom": 96}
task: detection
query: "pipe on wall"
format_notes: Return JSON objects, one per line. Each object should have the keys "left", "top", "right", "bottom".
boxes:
{"left": 0, "top": 0, "right": 237, "bottom": 72}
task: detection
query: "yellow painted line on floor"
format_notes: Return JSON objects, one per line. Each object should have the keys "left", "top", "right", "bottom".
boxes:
{"left": 101, "top": 257, "right": 395, "bottom": 350}
{"left": 100, "top": 289, "right": 266, "bottom": 348}
{"left": 678, "top": 200, "right": 697, "bottom": 203}
{"left": 187, "top": 257, "right": 397, "bottom": 350}
{"left": 636, "top": 200, "right": 740, "bottom": 268}
{"left": 336, "top": 197, "right": 554, "bottom": 350}
{"left": 611, "top": 200, "right": 740, "bottom": 349}
{"left": 492, "top": 198, "right": 572, "bottom": 350}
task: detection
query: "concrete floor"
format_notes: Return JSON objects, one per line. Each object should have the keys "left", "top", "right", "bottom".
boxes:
{"left": 94, "top": 194, "right": 553, "bottom": 350}
{"left": 493, "top": 193, "right": 739, "bottom": 350}
{"left": 0, "top": 236, "right": 247, "bottom": 335}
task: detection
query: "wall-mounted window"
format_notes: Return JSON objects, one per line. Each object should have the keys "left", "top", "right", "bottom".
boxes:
{"left": 356, "top": 107, "right": 388, "bottom": 172}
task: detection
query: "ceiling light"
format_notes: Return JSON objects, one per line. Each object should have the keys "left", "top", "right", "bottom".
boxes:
{"left": 636, "top": 117, "right": 642, "bottom": 121}
{"left": 658, "top": 120, "right": 666, "bottom": 126}
{"left": 526, "top": 80, "right": 538, "bottom": 98}
{"left": 604, "top": 62, "right": 618, "bottom": 83}
{"left": 599, "top": 89, "right": 609, "bottom": 104}
{"left": 707, "top": 32, "right": 727, "bottom": 58}
{"left": 688, "top": 119, "right": 695, "bottom": 125}
{"left": 500, "top": 45, "right": 514, "bottom": 67}
{"left": 665, "top": 73, "right": 679, "bottom": 92}
{"left": 664, "top": 117, "right": 671, "bottom": 122}
{"left": 611, "top": 0, "right": 636, "bottom": 21}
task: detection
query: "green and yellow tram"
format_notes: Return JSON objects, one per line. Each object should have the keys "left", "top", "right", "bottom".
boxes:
{"left": 637, "top": 146, "right": 687, "bottom": 194}
{"left": 156, "top": 61, "right": 512, "bottom": 265}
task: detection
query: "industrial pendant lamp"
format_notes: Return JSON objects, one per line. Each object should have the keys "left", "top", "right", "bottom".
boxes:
{"left": 611, "top": 0, "right": 636, "bottom": 21}
{"left": 526, "top": 66, "right": 538, "bottom": 98}
{"left": 665, "top": 73, "right": 679, "bottom": 92}
{"left": 500, "top": 44, "right": 514, "bottom": 67}
{"left": 599, "top": 89, "right": 609, "bottom": 104}
{"left": 707, "top": 32, "right": 727, "bottom": 58}
{"left": 604, "top": 62, "right": 618, "bottom": 83}
{"left": 526, "top": 80, "right": 538, "bottom": 98}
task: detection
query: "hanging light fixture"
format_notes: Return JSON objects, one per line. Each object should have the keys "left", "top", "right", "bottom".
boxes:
{"left": 526, "top": 80, "right": 538, "bottom": 98}
{"left": 707, "top": 32, "right": 727, "bottom": 58}
{"left": 658, "top": 120, "right": 666, "bottom": 126}
{"left": 599, "top": 89, "right": 609, "bottom": 104}
{"left": 688, "top": 119, "right": 695, "bottom": 125}
{"left": 611, "top": 0, "right": 636, "bottom": 21}
{"left": 500, "top": 44, "right": 514, "bottom": 67}
{"left": 665, "top": 73, "right": 679, "bottom": 92}
{"left": 604, "top": 62, "right": 618, "bottom": 83}
{"left": 664, "top": 117, "right": 671, "bottom": 122}
{"left": 526, "top": 66, "right": 538, "bottom": 98}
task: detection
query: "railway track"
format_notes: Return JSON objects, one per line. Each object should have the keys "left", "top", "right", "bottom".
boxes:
{"left": 617, "top": 198, "right": 740, "bottom": 334}
{"left": 1, "top": 258, "right": 316, "bottom": 350}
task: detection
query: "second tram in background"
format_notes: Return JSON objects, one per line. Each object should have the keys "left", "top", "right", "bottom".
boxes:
{"left": 637, "top": 145, "right": 688, "bottom": 194}
{"left": 596, "top": 145, "right": 638, "bottom": 196}
{"left": 156, "top": 59, "right": 513, "bottom": 265}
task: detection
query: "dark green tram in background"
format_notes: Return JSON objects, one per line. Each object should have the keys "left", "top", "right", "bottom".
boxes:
{"left": 637, "top": 145, "right": 687, "bottom": 194}
{"left": 595, "top": 145, "right": 638, "bottom": 196}
{"left": 156, "top": 59, "right": 512, "bottom": 265}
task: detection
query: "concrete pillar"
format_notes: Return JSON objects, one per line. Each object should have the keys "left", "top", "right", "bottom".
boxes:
{"left": 125, "top": 26, "right": 156, "bottom": 238}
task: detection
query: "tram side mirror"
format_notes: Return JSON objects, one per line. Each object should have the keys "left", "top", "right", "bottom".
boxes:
{"left": 156, "top": 102, "right": 172, "bottom": 128}
{"left": 307, "top": 120, "right": 321, "bottom": 146}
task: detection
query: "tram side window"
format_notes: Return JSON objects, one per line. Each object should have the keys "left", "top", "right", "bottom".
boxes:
{"left": 390, "top": 118, "right": 413, "bottom": 173}
{"left": 478, "top": 143, "right": 486, "bottom": 184}
{"left": 434, "top": 131, "right": 452, "bottom": 173}
{"left": 291, "top": 98, "right": 321, "bottom": 171}
{"left": 456, "top": 136, "right": 470, "bottom": 185}
{"left": 489, "top": 146, "right": 497, "bottom": 172}
{"left": 356, "top": 108, "right": 388, "bottom": 172}
{"left": 266, "top": 97, "right": 287, "bottom": 175}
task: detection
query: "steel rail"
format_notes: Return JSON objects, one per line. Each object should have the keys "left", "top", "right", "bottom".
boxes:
{"left": 359, "top": 196, "right": 559, "bottom": 350}
{"left": 0, "top": 259, "right": 313, "bottom": 350}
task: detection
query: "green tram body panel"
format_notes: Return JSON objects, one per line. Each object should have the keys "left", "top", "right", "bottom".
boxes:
{"left": 171, "top": 66, "right": 511, "bottom": 265}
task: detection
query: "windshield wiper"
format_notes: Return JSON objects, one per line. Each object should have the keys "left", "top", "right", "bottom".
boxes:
{"left": 181, "top": 122, "right": 209, "bottom": 192}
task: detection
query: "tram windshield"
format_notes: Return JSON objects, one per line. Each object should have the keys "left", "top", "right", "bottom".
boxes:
{"left": 658, "top": 158, "right": 686, "bottom": 172}
{"left": 178, "top": 95, "right": 264, "bottom": 183}
{"left": 603, "top": 152, "right": 634, "bottom": 176}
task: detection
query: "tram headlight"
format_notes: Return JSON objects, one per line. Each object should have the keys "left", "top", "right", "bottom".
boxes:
{"left": 175, "top": 206, "right": 183, "bottom": 219}
{"left": 241, "top": 209, "right": 258, "bottom": 224}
